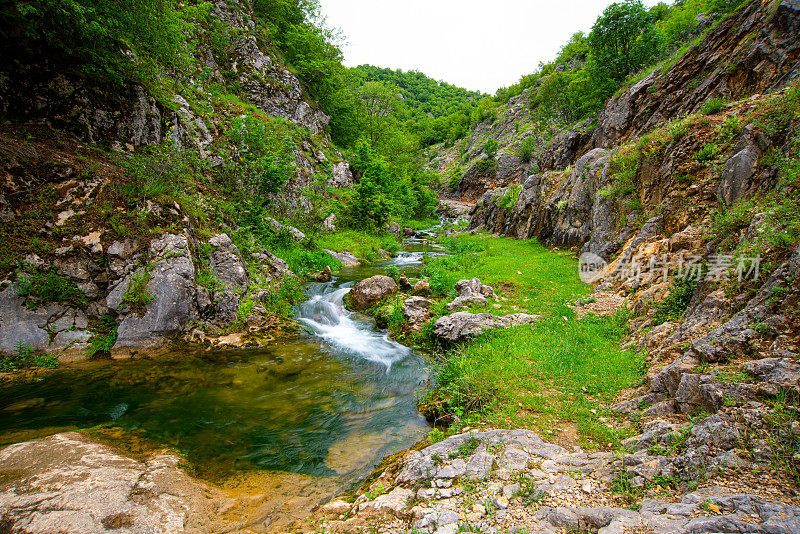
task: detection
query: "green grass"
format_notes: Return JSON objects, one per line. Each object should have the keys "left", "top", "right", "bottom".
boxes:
{"left": 316, "top": 230, "right": 400, "bottom": 261}
{"left": 418, "top": 234, "right": 644, "bottom": 448}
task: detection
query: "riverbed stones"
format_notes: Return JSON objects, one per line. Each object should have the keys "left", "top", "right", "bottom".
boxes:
{"left": 433, "top": 312, "right": 542, "bottom": 342}
{"left": 346, "top": 275, "right": 398, "bottom": 312}
{"left": 358, "top": 487, "right": 415, "bottom": 519}
{"left": 0, "top": 433, "right": 231, "bottom": 533}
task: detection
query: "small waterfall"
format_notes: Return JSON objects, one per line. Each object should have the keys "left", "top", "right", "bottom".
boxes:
{"left": 297, "top": 282, "right": 411, "bottom": 372}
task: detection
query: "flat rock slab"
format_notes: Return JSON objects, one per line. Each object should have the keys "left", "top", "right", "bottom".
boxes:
{"left": 0, "top": 433, "right": 231, "bottom": 534}
{"left": 434, "top": 312, "right": 542, "bottom": 342}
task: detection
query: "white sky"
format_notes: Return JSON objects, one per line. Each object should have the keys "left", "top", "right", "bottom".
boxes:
{"left": 319, "top": 0, "right": 663, "bottom": 94}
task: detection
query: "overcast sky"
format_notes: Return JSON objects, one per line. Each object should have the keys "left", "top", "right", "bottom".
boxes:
{"left": 319, "top": 0, "right": 663, "bottom": 94}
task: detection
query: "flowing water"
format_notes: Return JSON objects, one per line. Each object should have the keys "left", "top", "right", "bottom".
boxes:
{"left": 0, "top": 234, "right": 444, "bottom": 526}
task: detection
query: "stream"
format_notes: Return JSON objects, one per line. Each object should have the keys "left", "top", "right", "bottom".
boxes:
{"left": 0, "top": 230, "right": 445, "bottom": 527}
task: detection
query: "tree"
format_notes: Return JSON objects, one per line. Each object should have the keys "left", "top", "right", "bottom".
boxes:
{"left": 588, "top": 0, "right": 659, "bottom": 84}
{"left": 354, "top": 81, "right": 404, "bottom": 147}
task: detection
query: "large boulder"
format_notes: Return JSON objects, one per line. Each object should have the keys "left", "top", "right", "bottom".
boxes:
{"left": 346, "top": 275, "right": 398, "bottom": 312}
{"left": 0, "top": 285, "right": 91, "bottom": 361}
{"left": 434, "top": 312, "right": 542, "bottom": 343}
{"left": 111, "top": 233, "right": 196, "bottom": 357}
{"left": 0, "top": 433, "right": 231, "bottom": 533}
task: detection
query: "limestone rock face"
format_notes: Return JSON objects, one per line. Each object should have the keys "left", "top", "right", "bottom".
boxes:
{"left": 433, "top": 312, "right": 542, "bottom": 343}
{"left": 0, "top": 286, "right": 91, "bottom": 360}
{"left": 112, "top": 233, "right": 197, "bottom": 356}
{"left": 346, "top": 276, "right": 398, "bottom": 312}
{"left": 0, "top": 433, "right": 231, "bottom": 534}
{"left": 209, "top": 233, "right": 249, "bottom": 291}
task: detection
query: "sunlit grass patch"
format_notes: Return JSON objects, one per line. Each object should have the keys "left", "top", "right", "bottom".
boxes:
{"left": 421, "top": 233, "right": 643, "bottom": 449}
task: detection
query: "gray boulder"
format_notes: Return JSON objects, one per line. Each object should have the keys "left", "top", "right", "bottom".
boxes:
{"left": 448, "top": 278, "right": 496, "bottom": 311}
{"left": 717, "top": 145, "right": 758, "bottom": 207}
{"left": 112, "top": 234, "right": 196, "bottom": 357}
{"left": 434, "top": 312, "right": 542, "bottom": 343}
{"left": 402, "top": 297, "right": 434, "bottom": 331}
{"left": 324, "top": 249, "right": 360, "bottom": 267}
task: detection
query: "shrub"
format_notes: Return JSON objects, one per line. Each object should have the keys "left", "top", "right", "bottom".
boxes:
{"left": 653, "top": 276, "right": 698, "bottom": 324}
{"left": 123, "top": 270, "right": 154, "bottom": 312}
{"left": 483, "top": 139, "right": 499, "bottom": 158}
{"left": 518, "top": 137, "right": 536, "bottom": 163}
{"left": 227, "top": 115, "right": 295, "bottom": 205}
{"left": 497, "top": 186, "right": 521, "bottom": 212}
{"left": 260, "top": 277, "right": 305, "bottom": 318}
{"left": 86, "top": 316, "right": 118, "bottom": 358}
{"left": 696, "top": 142, "right": 719, "bottom": 163}
{"left": 0, "top": 342, "right": 59, "bottom": 372}
{"left": 16, "top": 267, "right": 87, "bottom": 308}
{"left": 701, "top": 97, "right": 725, "bottom": 115}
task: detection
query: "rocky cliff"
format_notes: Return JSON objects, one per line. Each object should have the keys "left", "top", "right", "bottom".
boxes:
{"left": 0, "top": 0, "right": 354, "bottom": 363}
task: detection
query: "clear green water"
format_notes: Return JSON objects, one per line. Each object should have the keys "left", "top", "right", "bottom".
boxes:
{"left": 0, "top": 241, "right": 442, "bottom": 483}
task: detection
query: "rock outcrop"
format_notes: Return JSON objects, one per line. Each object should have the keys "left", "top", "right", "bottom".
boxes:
{"left": 447, "top": 278, "right": 496, "bottom": 311}
{"left": 108, "top": 234, "right": 197, "bottom": 356}
{"left": 0, "top": 433, "right": 233, "bottom": 533}
{"left": 434, "top": 312, "right": 542, "bottom": 343}
{"left": 319, "top": 429, "right": 800, "bottom": 534}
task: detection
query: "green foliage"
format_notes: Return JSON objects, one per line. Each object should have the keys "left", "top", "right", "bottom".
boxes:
{"left": 701, "top": 97, "right": 725, "bottom": 115}
{"left": 483, "top": 139, "right": 498, "bottom": 159}
{"left": 518, "top": 137, "right": 536, "bottom": 163}
{"left": 653, "top": 276, "right": 698, "bottom": 324}
{"left": 602, "top": 146, "right": 639, "bottom": 198}
{"left": 0, "top": 342, "right": 59, "bottom": 372}
{"left": 123, "top": 270, "right": 154, "bottom": 311}
{"left": 588, "top": 0, "right": 660, "bottom": 85}
{"left": 316, "top": 230, "right": 399, "bottom": 262}
{"left": 86, "top": 316, "right": 118, "bottom": 358}
{"left": 350, "top": 65, "right": 485, "bottom": 147}
{"left": 260, "top": 276, "right": 305, "bottom": 318}
{"left": 16, "top": 267, "right": 87, "bottom": 308}
{"left": 696, "top": 142, "right": 719, "bottom": 163}
{"left": 497, "top": 186, "right": 521, "bottom": 212}
{"left": 227, "top": 115, "right": 295, "bottom": 204}
{"left": 117, "top": 141, "right": 198, "bottom": 208}
{"left": 0, "top": 0, "right": 196, "bottom": 83}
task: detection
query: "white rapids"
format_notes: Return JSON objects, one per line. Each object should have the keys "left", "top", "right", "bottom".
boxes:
{"left": 297, "top": 283, "right": 410, "bottom": 371}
